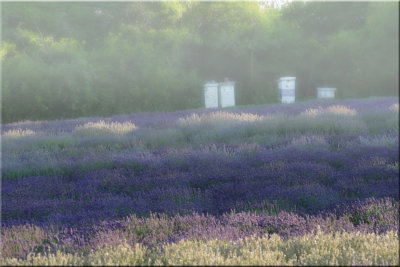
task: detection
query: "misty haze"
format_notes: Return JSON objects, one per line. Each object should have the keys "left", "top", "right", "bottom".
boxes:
{"left": 1, "top": 1, "right": 399, "bottom": 265}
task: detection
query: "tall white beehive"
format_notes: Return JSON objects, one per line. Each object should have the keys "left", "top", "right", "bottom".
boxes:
{"left": 317, "top": 87, "right": 336, "bottom": 99}
{"left": 204, "top": 82, "right": 219, "bottom": 108}
{"left": 219, "top": 80, "right": 235, "bottom": 108}
{"left": 278, "top": 77, "right": 296, "bottom": 103}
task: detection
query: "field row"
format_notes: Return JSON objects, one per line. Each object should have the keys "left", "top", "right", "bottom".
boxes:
{"left": 2, "top": 197, "right": 398, "bottom": 259}
{"left": 3, "top": 103, "right": 398, "bottom": 180}
{"left": 3, "top": 229, "right": 398, "bottom": 266}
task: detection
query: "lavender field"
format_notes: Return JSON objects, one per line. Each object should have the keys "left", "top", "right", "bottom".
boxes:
{"left": 1, "top": 97, "right": 399, "bottom": 265}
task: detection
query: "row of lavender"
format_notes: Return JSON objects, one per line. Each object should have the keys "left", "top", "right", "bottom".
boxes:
{"left": 2, "top": 101, "right": 398, "bottom": 181}
{"left": 2, "top": 97, "right": 396, "bottom": 133}
{"left": 2, "top": 144, "right": 399, "bottom": 226}
{"left": 2, "top": 198, "right": 398, "bottom": 259}
{"left": 2, "top": 97, "right": 399, "bottom": 260}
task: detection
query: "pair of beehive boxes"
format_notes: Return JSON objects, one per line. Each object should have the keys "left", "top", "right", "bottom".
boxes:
{"left": 278, "top": 77, "right": 336, "bottom": 104}
{"left": 204, "top": 80, "right": 235, "bottom": 108}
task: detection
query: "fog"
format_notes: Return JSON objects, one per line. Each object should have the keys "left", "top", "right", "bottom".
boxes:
{"left": 1, "top": 1, "right": 398, "bottom": 123}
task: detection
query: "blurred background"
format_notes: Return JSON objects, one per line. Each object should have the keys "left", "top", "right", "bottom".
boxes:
{"left": 1, "top": 1, "right": 398, "bottom": 123}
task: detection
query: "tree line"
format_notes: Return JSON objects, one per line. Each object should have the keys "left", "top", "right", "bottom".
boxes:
{"left": 1, "top": 2, "right": 398, "bottom": 123}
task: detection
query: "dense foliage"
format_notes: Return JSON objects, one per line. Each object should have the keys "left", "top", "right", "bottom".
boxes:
{"left": 1, "top": 2, "right": 398, "bottom": 123}
{"left": 1, "top": 97, "right": 399, "bottom": 264}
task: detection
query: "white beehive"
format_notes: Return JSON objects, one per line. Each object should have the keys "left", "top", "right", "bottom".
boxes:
{"left": 219, "top": 80, "right": 235, "bottom": 108}
{"left": 317, "top": 87, "right": 336, "bottom": 99}
{"left": 278, "top": 77, "right": 296, "bottom": 103}
{"left": 204, "top": 82, "right": 219, "bottom": 108}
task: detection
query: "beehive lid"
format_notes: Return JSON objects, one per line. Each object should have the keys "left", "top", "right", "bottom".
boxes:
{"left": 220, "top": 81, "right": 235, "bottom": 87}
{"left": 204, "top": 82, "right": 219, "bottom": 89}
{"left": 279, "top": 76, "right": 296, "bottom": 81}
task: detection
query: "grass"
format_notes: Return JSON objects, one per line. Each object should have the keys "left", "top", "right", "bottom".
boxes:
{"left": 3, "top": 230, "right": 398, "bottom": 266}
